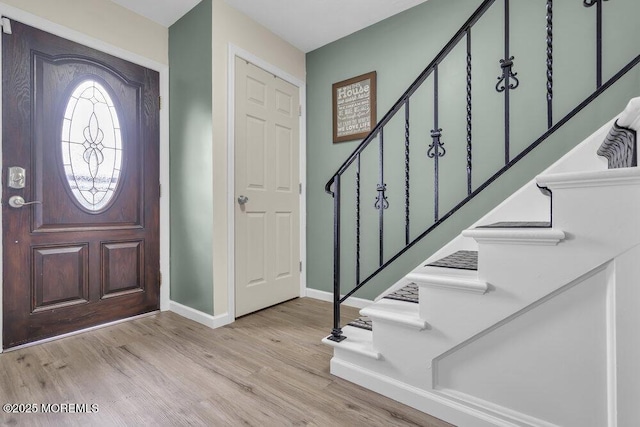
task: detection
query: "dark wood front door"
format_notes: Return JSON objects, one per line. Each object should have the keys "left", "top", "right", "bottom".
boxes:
{"left": 2, "top": 21, "right": 160, "bottom": 349}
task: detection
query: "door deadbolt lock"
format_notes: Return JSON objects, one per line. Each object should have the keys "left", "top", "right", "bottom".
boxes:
{"left": 8, "top": 166, "right": 25, "bottom": 189}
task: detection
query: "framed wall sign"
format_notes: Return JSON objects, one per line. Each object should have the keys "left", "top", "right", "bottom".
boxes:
{"left": 332, "top": 71, "right": 377, "bottom": 143}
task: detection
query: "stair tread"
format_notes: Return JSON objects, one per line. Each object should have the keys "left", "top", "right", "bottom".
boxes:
{"left": 322, "top": 326, "right": 381, "bottom": 360}
{"left": 477, "top": 221, "right": 551, "bottom": 229}
{"left": 382, "top": 282, "right": 419, "bottom": 304}
{"left": 347, "top": 282, "right": 421, "bottom": 331}
{"left": 426, "top": 250, "right": 478, "bottom": 271}
{"left": 360, "top": 299, "right": 428, "bottom": 330}
{"left": 462, "top": 226, "right": 565, "bottom": 246}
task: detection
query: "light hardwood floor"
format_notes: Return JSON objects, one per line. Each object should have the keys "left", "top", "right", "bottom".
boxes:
{"left": 0, "top": 298, "right": 453, "bottom": 426}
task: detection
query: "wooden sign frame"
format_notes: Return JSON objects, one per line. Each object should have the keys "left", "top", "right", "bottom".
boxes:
{"left": 332, "top": 71, "right": 377, "bottom": 143}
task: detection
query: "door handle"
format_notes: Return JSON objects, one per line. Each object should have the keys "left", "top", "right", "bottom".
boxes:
{"left": 8, "top": 195, "right": 41, "bottom": 208}
{"left": 237, "top": 195, "right": 249, "bottom": 205}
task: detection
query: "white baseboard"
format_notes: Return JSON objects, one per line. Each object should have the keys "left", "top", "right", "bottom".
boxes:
{"left": 169, "top": 300, "right": 233, "bottom": 329}
{"left": 304, "top": 288, "right": 372, "bottom": 309}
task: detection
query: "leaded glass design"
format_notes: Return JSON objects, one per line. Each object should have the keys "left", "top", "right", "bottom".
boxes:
{"left": 61, "top": 80, "right": 122, "bottom": 212}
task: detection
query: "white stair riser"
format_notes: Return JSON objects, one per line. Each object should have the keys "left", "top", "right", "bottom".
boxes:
{"left": 550, "top": 183, "right": 640, "bottom": 245}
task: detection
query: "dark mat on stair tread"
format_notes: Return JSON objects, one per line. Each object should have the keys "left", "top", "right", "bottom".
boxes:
{"left": 383, "top": 282, "right": 419, "bottom": 304}
{"left": 347, "top": 316, "right": 372, "bottom": 331}
{"left": 477, "top": 221, "right": 551, "bottom": 228}
{"left": 345, "top": 283, "right": 420, "bottom": 331}
{"left": 426, "top": 250, "right": 478, "bottom": 271}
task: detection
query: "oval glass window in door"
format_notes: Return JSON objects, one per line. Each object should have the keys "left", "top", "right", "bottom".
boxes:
{"left": 61, "top": 80, "right": 123, "bottom": 212}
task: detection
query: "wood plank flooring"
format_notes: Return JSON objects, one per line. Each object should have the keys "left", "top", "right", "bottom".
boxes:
{"left": 0, "top": 298, "right": 452, "bottom": 426}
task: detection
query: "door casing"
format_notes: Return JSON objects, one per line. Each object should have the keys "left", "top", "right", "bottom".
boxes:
{"left": 0, "top": 3, "right": 171, "bottom": 352}
{"left": 227, "top": 44, "right": 306, "bottom": 321}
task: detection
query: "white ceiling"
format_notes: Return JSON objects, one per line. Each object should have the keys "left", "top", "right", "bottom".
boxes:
{"left": 109, "top": 0, "right": 202, "bottom": 27}
{"left": 224, "top": 0, "right": 428, "bottom": 52}
{"left": 109, "top": 0, "right": 428, "bottom": 53}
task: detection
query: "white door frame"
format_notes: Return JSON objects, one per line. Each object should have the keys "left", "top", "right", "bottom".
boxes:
{"left": 0, "top": 2, "right": 171, "bottom": 352}
{"left": 227, "top": 44, "right": 306, "bottom": 320}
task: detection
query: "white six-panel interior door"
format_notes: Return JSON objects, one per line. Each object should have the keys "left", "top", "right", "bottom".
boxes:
{"left": 234, "top": 56, "right": 300, "bottom": 317}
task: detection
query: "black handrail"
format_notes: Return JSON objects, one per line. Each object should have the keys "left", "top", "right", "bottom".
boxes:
{"left": 326, "top": 0, "right": 633, "bottom": 343}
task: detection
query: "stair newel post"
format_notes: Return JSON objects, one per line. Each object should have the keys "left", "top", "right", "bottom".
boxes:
{"left": 496, "top": 0, "right": 519, "bottom": 164}
{"left": 329, "top": 174, "right": 346, "bottom": 342}
{"left": 404, "top": 100, "right": 411, "bottom": 246}
{"left": 546, "top": 0, "right": 554, "bottom": 129}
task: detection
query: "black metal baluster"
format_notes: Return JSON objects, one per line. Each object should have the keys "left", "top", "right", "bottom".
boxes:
{"left": 404, "top": 100, "right": 411, "bottom": 245}
{"left": 355, "top": 154, "right": 361, "bottom": 286}
{"left": 596, "top": 0, "right": 603, "bottom": 87}
{"left": 427, "top": 65, "right": 445, "bottom": 222}
{"left": 329, "top": 175, "right": 345, "bottom": 342}
{"left": 496, "top": 0, "right": 519, "bottom": 164}
{"left": 503, "top": 0, "right": 511, "bottom": 164}
{"left": 374, "top": 130, "right": 389, "bottom": 267}
{"left": 466, "top": 28, "right": 473, "bottom": 195}
{"left": 546, "top": 0, "right": 553, "bottom": 128}
{"left": 378, "top": 130, "right": 385, "bottom": 267}
{"left": 584, "top": 0, "right": 607, "bottom": 88}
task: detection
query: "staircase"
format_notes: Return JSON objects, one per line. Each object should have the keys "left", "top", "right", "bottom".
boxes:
{"left": 321, "top": 0, "right": 640, "bottom": 424}
{"left": 323, "top": 100, "right": 640, "bottom": 426}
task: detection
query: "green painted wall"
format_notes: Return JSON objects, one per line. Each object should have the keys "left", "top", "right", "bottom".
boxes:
{"left": 169, "top": 0, "right": 214, "bottom": 314}
{"left": 306, "top": 0, "right": 640, "bottom": 300}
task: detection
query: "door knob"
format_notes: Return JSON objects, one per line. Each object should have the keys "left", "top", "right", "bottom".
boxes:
{"left": 237, "top": 195, "right": 249, "bottom": 205}
{"left": 8, "top": 195, "right": 41, "bottom": 208}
